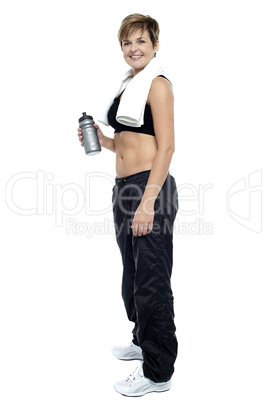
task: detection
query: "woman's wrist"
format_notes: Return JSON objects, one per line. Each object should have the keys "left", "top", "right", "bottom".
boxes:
{"left": 139, "top": 196, "right": 156, "bottom": 213}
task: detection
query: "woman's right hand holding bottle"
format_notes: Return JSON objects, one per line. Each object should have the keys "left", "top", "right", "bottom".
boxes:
{"left": 77, "top": 124, "right": 105, "bottom": 148}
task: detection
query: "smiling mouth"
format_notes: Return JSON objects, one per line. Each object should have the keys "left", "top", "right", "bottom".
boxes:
{"left": 130, "top": 55, "right": 143, "bottom": 60}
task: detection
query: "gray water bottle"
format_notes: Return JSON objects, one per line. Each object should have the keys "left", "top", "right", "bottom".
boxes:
{"left": 78, "top": 113, "right": 101, "bottom": 156}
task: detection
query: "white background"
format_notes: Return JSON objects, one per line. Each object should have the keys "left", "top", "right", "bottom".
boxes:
{"left": 1, "top": 0, "right": 266, "bottom": 401}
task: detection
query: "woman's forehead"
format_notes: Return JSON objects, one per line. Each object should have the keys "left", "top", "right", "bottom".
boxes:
{"left": 122, "top": 29, "right": 149, "bottom": 42}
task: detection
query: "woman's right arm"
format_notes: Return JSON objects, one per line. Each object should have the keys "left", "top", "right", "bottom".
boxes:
{"left": 77, "top": 124, "right": 116, "bottom": 153}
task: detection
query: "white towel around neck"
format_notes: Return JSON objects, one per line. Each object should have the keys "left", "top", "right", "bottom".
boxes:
{"left": 97, "top": 57, "right": 165, "bottom": 127}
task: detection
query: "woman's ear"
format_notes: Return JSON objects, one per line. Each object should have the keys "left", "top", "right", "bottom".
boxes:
{"left": 154, "top": 41, "right": 159, "bottom": 57}
{"left": 154, "top": 41, "right": 159, "bottom": 56}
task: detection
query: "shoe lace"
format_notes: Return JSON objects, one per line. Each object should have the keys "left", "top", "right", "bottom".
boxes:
{"left": 126, "top": 365, "right": 144, "bottom": 384}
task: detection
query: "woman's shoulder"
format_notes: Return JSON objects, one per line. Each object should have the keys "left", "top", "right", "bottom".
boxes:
{"left": 148, "top": 75, "right": 174, "bottom": 104}
{"left": 157, "top": 74, "right": 172, "bottom": 84}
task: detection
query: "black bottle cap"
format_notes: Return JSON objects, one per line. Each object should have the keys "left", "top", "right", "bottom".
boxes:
{"left": 78, "top": 112, "right": 93, "bottom": 123}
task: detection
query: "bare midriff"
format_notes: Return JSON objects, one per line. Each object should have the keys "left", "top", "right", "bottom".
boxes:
{"left": 114, "top": 131, "right": 158, "bottom": 178}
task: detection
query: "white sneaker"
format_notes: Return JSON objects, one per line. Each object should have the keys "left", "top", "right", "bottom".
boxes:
{"left": 114, "top": 365, "right": 172, "bottom": 397}
{"left": 111, "top": 342, "right": 143, "bottom": 360}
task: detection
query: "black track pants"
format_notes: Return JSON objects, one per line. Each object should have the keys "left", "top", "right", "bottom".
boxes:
{"left": 112, "top": 170, "right": 178, "bottom": 383}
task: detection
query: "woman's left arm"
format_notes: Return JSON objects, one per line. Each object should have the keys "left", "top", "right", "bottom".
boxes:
{"left": 131, "top": 77, "right": 175, "bottom": 237}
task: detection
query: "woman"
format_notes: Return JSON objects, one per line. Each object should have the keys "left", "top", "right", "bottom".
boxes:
{"left": 78, "top": 14, "right": 178, "bottom": 397}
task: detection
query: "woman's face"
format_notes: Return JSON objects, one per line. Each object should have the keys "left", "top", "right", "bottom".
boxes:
{"left": 121, "top": 29, "right": 159, "bottom": 76}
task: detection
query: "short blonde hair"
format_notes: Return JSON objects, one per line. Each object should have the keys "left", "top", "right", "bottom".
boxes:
{"left": 118, "top": 13, "right": 160, "bottom": 48}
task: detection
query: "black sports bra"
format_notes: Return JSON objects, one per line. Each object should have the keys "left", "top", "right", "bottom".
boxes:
{"left": 107, "top": 75, "right": 169, "bottom": 136}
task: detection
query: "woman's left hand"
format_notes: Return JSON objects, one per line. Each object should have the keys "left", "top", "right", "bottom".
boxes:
{"left": 131, "top": 203, "right": 155, "bottom": 237}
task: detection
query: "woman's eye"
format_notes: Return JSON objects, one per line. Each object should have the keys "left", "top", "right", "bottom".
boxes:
{"left": 123, "top": 42, "right": 130, "bottom": 46}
